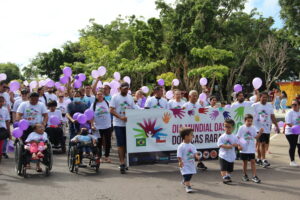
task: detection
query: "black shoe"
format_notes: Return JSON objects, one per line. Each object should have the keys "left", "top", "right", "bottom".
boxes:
{"left": 242, "top": 174, "right": 249, "bottom": 182}
{"left": 78, "top": 164, "right": 87, "bottom": 168}
{"left": 223, "top": 176, "right": 231, "bottom": 184}
{"left": 256, "top": 159, "right": 262, "bottom": 166}
{"left": 2, "top": 153, "right": 9, "bottom": 159}
{"left": 197, "top": 162, "right": 208, "bottom": 170}
{"left": 120, "top": 164, "right": 126, "bottom": 174}
{"left": 252, "top": 176, "right": 261, "bottom": 183}
{"left": 262, "top": 160, "right": 270, "bottom": 167}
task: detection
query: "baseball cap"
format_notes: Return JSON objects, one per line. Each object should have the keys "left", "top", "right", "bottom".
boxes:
{"left": 120, "top": 82, "right": 129, "bottom": 89}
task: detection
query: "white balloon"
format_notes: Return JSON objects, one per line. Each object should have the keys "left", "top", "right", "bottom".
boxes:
{"left": 141, "top": 86, "right": 149, "bottom": 94}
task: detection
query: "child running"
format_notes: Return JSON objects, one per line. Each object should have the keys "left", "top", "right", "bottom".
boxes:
{"left": 177, "top": 127, "right": 200, "bottom": 193}
{"left": 237, "top": 114, "right": 263, "bottom": 183}
{"left": 217, "top": 119, "right": 241, "bottom": 184}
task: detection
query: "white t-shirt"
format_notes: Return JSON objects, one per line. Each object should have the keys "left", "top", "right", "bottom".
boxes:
{"left": 237, "top": 125, "right": 257, "bottom": 154}
{"left": 17, "top": 102, "right": 48, "bottom": 125}
{"left": 90, "top": 101, "right": 111, "bottom": 130}
{"left": 285, "top": 110, "right": 300, "bottom": 135}
{"left": 0, "top": 107, "right": 10, "bottom": 129}
{"left": 110, "top": 93, "right": 135, "bottom": 127}
{"left": 57, "top": 99, "right": 71, "bottom": 121}
{"left": 231, "top": 101, "right": 253, "bottom": 109}
{"left": 39, "top": 96, "right": 47, "bottom": 105}
{"left": 145, "top": 96, "right": 168, "bottom": 109}
{"left": 251, "top": 102, "right": 274, "bottom": 133}
{"left": 217, "top": 133, "right": 238, "bottom": 162}
{"left": 182, "top": 102, "right": 203, "bottom": 110}
{"left": 25, "top": 132, "right": 48, "bottom": 143}
{"left": 45, "top": 92, "right": 58, "bottom": 102}
{"left": 47, "top": 109, "right": 63, "bottom": 126}
{"left": 250, "top": 95, "right": 257, "bottom": 103}
{"left": 177, "top": 143, "right": 197, "bottom": 175}
{"left": 0, "top": 92, "right": 11, "bottom": 108}
{"left": 12, "top": 99, "right": 28, "bottom": 112}
{"left": 167, "top": 99, "right": 185, "bottom": 109}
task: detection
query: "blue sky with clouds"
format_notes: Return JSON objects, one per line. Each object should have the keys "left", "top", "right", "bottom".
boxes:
{"left": 0, "top": 0, "right": 283, "bottom": 67}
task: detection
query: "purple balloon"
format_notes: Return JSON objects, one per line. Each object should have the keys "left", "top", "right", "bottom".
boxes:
{"left": 60, "top": 76, "right": 68, "bottom": 84}
{"left": 278, "top": 121, "right": 284, "bottom": 128}
{"left": 291, "top": 125, "right": 300, "bottom": 135}
{"left": 46, "top": 80, "right": 55, "bottom": 88}
{"left": 63, "top": 66, "right": 72, "bottom": 77}
{"left": 55, "top": 82, "right": 61, "bottom": 89}
{"left": 199, "top": 78, "right": 208, "bottom": 86}
{"left": 74, "top": 80, "right": 82, "bottom": 89}
{"left": 50, "top": 116, "right": 60, "bottom": 125}
{"left": 234, "top": 84, "right": 242, "bottom": 92}
{"left": 98, "top": 66, "right": 106, "bottom": 76}
{"left": 74, "top": 75, "right": 79, "bottom": 80}
{"left": 199, "top": 93, "right": 207, "bottom": 101}
{"left": 84, "top": 109, "right": 94, "bottom": 121}
{"left": 114, "top": 72, "right": 121, "bottom": 81}
{"left": 7, "top": 140, "right": 14, "bottom": 153}
{"left": 158, "top": 79, "right": 164, "bottom": 86}
{"left": 77, "top": 114, "right": 87, "bottom": 124}
{"left": 13, "top": 121, "right": 19, "bottom": 128}
{"left": 9, "top": 81, "right": 20, "bottom": 92}
{"left": 73, "top": 112, "right": 80, "bottom": 120}
{"left": 78, "top": 73, "right": 86, "bottom": 82}
{"left": 12, "top": 128, "right": 23, "bottom": 138}
{"left": 252, "top": 77, "right": 262, "bottom": 89}
{"left": 18, "top": 119, "right": 29, "bottom": 131}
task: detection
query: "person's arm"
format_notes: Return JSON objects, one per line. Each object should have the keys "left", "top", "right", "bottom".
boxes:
{"left": 271, "top": 114, "right": 280, "bottom": 133}
{"left": 67, "top": 77, "right": 74, "bottom": 98}
{"left": 42, "top": 113, "right": 48, "bottom": 127}
{"left": 92, "top": 77, "right": 101, "bottom": 96}
{"left": 16, "top": 112, "right": 23, "bottom": 121}
{"left": 66, "top": 113, "right": 75, "bottom": 123}
{"left": 255, "top": 128, "right": 264, "bottom": 139}
{"left": 110, "top": 107, "right": 126, "bottom": 122}
{"left": 219, "top": 144, "right": 233, "bottom": 149}
{"left": 178, "top": 157, "right": 183, "bottom": 168}
{"left": 6, "top": 120, "right": 11, "bottom": 139}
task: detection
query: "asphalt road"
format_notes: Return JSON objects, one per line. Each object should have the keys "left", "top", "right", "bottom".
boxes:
{"left": 1, "top": 132, "right": 300, "bottom": 200}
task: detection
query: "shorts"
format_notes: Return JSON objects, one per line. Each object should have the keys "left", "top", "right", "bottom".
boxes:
{"left": 182, "top": 174, "right": 193, "bottom": 182}
{"left": 240, "top": 153, "right": 255, "bottom": 161}
{"left": 219, "top": 158, "right": 234, "bottom": 172}
{"left": 114, "top": 126, "right": 126, "bottom": 147}
{"left": 257, "top": 133, "right": 270, "bottom": 144}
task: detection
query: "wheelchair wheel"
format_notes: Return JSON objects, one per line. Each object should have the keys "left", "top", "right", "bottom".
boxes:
{"left": 45, "top": 167, "right": 50, "bottom": 177}
{"left": 47, "top": 144, "right": 53, "bottom": 171}
{"left": 95, "top": 164, "right": 100, "bottom": 173}
{"left": 22, "top": 167, "right": 27, "bottom": 178}
{"left": 14, "top": 141, "right": 24, "bottom": 176}
{"left": 67, "top": 146, "right": 76, "bottom": 172}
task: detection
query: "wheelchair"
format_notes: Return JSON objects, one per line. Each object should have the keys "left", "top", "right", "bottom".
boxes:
{"left": 45, "top": 126, "right": 66, "bottom": 153}
{"left": 14, "top": 139, "right": 53, "bottom": 178}
{"left": 67, "top": 142, "right": 100, "bottom": 174}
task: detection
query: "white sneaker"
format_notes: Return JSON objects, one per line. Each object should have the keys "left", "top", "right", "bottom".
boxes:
{"left": 290, "top": 161, "right": 299, "bottom": 167}
{"left": 185, "top": 186, "right": 193, "bottom": 193}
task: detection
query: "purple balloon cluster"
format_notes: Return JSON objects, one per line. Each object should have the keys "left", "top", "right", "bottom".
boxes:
{"left": 12, "top": 119, "right": 29, "bottom": 138}
{"left": 72, "top": 109, "right": 94, "bottom": 124}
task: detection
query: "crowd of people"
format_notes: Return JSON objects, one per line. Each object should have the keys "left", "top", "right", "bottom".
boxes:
{"left": 0, "top": 76, "right": 299, "bottom": 193}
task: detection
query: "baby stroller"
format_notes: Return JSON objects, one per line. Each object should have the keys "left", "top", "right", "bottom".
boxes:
{"left": 14, "top": 139, "right": 53, "bottom": 178}
{"left": 45, "top": 126, "right": 66, "bottom": 153}
{"left": 67, "top": 141, "right": 100, "bottom": 174}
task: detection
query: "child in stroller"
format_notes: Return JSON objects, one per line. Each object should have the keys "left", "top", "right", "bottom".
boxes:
{"left": 71, "top": 127, "right": 97, "bottom": 157}
{"left": 24, "top": 124, "right": 48, "bottom": 172}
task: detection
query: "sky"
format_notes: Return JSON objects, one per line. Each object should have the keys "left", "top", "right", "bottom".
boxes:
{"left": 0, "top": 0, "right": 283, "bottom": 69}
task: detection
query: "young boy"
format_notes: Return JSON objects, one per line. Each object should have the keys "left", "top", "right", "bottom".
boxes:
{"left": 177, "top": 127, "right": 200, "bottom": 193}
{"left": 0, "top": 96, "right": 11, "bottom": 162}
{"left": 217, "top": 119, "right": 241, "bottom": 184}
{"left": 237, "top": 114, "right": 263, "bottom": 183}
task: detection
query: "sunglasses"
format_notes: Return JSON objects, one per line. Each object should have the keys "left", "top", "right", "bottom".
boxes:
{"left": 59, "top": 96, "right": 64, "bottom": 98}
{"left": 292, "top": 104, "right": 298, "bottom": 106}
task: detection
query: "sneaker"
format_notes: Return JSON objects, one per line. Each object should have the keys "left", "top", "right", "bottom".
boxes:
{"left": 256, "top": 159, "right": 262, "bottom": 166}
{"left": 252, "top": 176, "right": 261, "bottom": 183}
{"left": 262, "top": 160, "right": 270, "bottom": 167}
{"left": 197, "top": 162, "right": 208, "bottom": 170}
{"left": 2, "top": 153, "right": 9, "bottom": 159}
{"left": 223, "top": 176, "right": 231, "bottom": 184}
{"left": 185, "top": 186, "right": 193, "bottom": 193}
{"left": 242, "top": 174, "right": 250, "bottom": 182}
{"left": 290, "top": 161, "right": 299, "bottom": 167}
{"left": 120, "top": 164, "right": 126, "bottom": 174}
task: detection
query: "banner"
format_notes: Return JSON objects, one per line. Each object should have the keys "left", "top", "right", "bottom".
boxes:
{"left": 126, "top": 106, "right": 253, "bottom": 166}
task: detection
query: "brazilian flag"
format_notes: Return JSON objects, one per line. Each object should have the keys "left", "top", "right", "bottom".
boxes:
{"left": 136, "top": 138, "right": 146, "bottom": 147}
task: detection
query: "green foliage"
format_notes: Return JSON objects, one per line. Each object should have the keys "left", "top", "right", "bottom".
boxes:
{"left": 191, "top": 46, "right": 234, "bottom": 63}
{"left": 0, "top": 63, "right": 22, "bottom": 82}
{"left": 188, "top": 65, "right": 229, "bottom": 81}
{"left": 157, "top": 72, "right": 176, "bottom": 86}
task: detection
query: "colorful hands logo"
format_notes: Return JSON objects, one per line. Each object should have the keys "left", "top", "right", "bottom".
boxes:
{"left": 162, "top": 112, "right": 171, "bottom": 124}
{"left": 170, "top": 108, "right": 185, "bottom": 119}
{"left": 133, "top": 119, "right": 167, "bottom": 144}
{"left": 234, "top": 106, "right": 245, "bottom": 121}
{"left": 210, "top": 110, "right": 219, "bottom": 120}
{"left": 194, "top": 115, "right": 200, "bottom": 122}
{"left": 188, "top": 109, "right": 195, "bottom": 116}
{"left": 198, "top": 108, "right": 208, "bottom": 114}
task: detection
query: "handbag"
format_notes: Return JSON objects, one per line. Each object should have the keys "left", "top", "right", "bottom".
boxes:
{"left": 0, "top": 127, "right": 9, "bottom": 140}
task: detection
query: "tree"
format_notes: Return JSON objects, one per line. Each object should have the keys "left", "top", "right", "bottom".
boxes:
{"left": 256, "top": 35, "right": 288, "bottom": 91}
{"left": 279, "top": 0, "right": 300, "bottom": 46}
{"left": 0, "top": 63, "right": 22, "bottom": 82}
